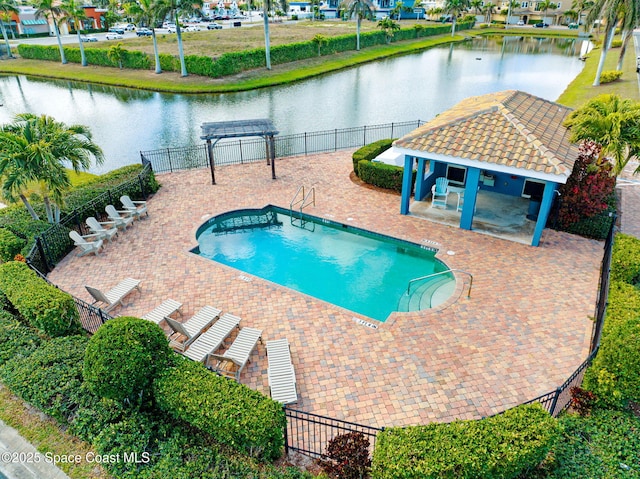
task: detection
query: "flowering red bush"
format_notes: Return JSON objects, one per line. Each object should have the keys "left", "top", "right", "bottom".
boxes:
{"left": 557, "top": 141, "right": 616, "bottom": 229}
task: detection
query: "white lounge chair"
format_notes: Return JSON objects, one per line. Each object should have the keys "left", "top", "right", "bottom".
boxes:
{"left": 431, "top": 177, "right": 450, "bottom": 209}
{"left": 184, "top": 313, "right": 241, "bottom": 363}
{"left": 120, "top": 195, "right": 148, "bottom": 220}
{"left": 166, "top": 305, "right": 222, "bottom": 352}
{"left": 105, "top": 204, "right": 134, "bottom": 231}
{"left": 141, "top": 299, "right": 182, "bottom": 325}
{"left": 266, "top": 338, "right": 298, "bottom": 404}
{"left": 69, "top": 230, "right": 104, "bottom": 257}
{"left": 86, "top": 216, "right": 118, "bottom": 242}
{"left": 85, "top": 277, "right": 142, "bottom": 313}
{"left": 208, "top": 327, "right": 263, "bottom": 381}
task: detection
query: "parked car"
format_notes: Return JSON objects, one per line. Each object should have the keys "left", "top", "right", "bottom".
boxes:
{"left": 108, "top": 27, "right": 125, "bottom": 34}
{"left": 568, "top": 22, "right": 579, "bottom": 29}
{"left": 80, "top": 34, "right": 98, "bottom": 42}
{"left": 207, "top": 22, "right": 223, "bottom": 29}
{"left": 136, "top": 27, "right": 153, "bottom": 36}
{"left": 105, "top": 31, "right": 124, "bottom": 40}
{"left": 636, "top": 56, "right": 640, "bottom": 73}
{"left": 534, "top": 22, "right": 549, "bottom": 28}
{"left": 122, "top": 23, "right": 136, "bottom": 31}
{"left": 516, "top": 20, "right": 525, "bottom": 26}
{"left": 184, "top": 25, "right": 201, "bottom": 31}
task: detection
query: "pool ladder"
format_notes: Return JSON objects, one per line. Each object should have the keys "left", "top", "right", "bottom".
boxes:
{"left": 290, "top": 186, "right": 315, "bottom": 229}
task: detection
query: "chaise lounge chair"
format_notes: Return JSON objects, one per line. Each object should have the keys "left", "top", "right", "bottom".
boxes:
{"left": 266, "top": 338, "right": 298, "bottom": 404}
{"left": 166, "top": 305, "right": 222, "bottom": 352}
{"left": 86, "top": 216, "right": 118, "bottom": 242}
{"left": 69, "top": 230, "right": 104, "bottom": 257}
{"left": 183, "top": 312, "right": 241, "bottom": 363}
{"left": 120, "top": 195, "right": 148, "bottom": 220}
{"left": 431, "top": 177, "right": 450, "bottom": 209}
{"left": 141, "top": 299, "right": 182, "bottom": 325}
{"left": 105, "top": 204, "right": 134, "bottom": 231}
{"left": 208, "top": 327, "right": 263, "bottom": 381}
{"left": 85, "top": 277, "right": 142, "bottom": 313}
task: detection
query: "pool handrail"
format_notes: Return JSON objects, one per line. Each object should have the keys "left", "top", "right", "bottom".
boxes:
{"left": 407, "top": 269, "right": 473, "bottom": 298}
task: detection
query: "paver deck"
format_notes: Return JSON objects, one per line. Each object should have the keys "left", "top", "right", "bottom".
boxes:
{"left": 48, "top": 151, "right": 603, "bottom": 428}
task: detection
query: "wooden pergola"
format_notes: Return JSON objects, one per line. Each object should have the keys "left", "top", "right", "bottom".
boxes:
{"left": 200, "top": 119, "right": 279, "bottom": 185}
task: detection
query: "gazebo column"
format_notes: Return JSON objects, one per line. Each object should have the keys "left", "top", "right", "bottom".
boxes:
{"left": 206, "top": 139, "right": 216, "bottom": 185}
{"left": 459, "top": 167, "right": 480, "bottom": 230}
{"left": 414, "top": 157, "right": 429, "bottom": 201}
{"left": 400, "top": 155, "right": 414, "bottom": 215}
{"left": 531, "top": 181, "right": 557, "bottom": 246}
{"left": 270, "top": 135, "right": 276, "bottom": 179}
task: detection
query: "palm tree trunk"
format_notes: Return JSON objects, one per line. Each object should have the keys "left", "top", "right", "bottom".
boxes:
{"left": 356, "top": 16, "right": 361, "bottom": 50}
{"left": 175, "top": 14, "right": 187, "bottom": 77}
{"left": 593, "top": 23, "right": 615, "bottom": 86}
{"left": 617, "top": 29, "right": 630, "bottom": 71}
{"left": 19, "top": 194, "right": 40, "bottom": 221}
{"left": 263, "top": 5, "right": 271, "bottom": 69}
{"left": 152, "top": 29, "right": 161, "bottom": 74}
{"left": 52, "top": 19, "right": 68, "bottom": 64}
{"left": 0, "top": 21, "right": 12, "bottom": 58}
{"left": 76, "top": 29, "right": 87, "bottom": 66}
{"left": 43, "top": 196, "right": 54, "bottom": 223}
{"left": 451, "top": 17, "right": 457, "bottom": 36}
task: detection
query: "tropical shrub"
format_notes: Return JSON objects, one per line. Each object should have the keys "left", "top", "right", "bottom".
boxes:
{"left": 599, "top": 70, "right": 623, "bottom": 83}
{"left": 0, "top": 311, "right": 42, "bottom": 366}
{"left": 610, "top": 233, "right": 640, "bottom": 285}
{"left": 319, "top": 432, "right": 372, "bottom": 479}
{"left": 568, "top": 386, "right": 597, "bottom": 416}
{"left": 0, "top": 261, "right": 82, "bottom": 337}
{"left": 154, "top": 356, "right": 286, "bottom": 461}
{"left": 83, "top": 317, "right": 173, "bottom": 403}
{"left": 371, "top": 403, "right": 559, "bottom": 479}
{"left": 358, "top": 160, "right": 406, "bottom": 192}
{"left": 0, "top": 228, "right": 26, "bottom": 262}
{"left": 352, "top": 139, "right": 395, "bottom": 176}
{"left": 0, "top": 335, "right": 90, "bottom": 422}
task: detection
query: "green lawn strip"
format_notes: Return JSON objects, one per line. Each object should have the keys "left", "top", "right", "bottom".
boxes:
{"left": 557, "top": 44, "right": 639, "bottom": 107}
{"left": 0, "top": 384, "right": 111, "bottom": 479}
{"left": 472, "top": 26, "right": 582, "bottom": 38}
{"left": 0, "top": 34, "right": 467, "bottom": 94}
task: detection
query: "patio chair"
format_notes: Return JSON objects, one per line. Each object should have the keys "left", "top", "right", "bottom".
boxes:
{"left": 105, "top": 204, "right": 134, "bottom": 231}
{"left": 69, "top": 230, "right": 104, "bottom": 257}
{"left": 120, "top": 195, "right": 148, "bottom": 220}
{"left": 86, "top": 216, "right": 118, "bottom": 242}
{"left": 266, "top": 338, "right": 298, "bottom": 404}
{"left": 208, "top": 327, "right": 263, "bottom": 381}
{"left": 166, "top": 305, "right": 222, "bottom": 352}
{"left": 430, "top": 177, "right": 450, "bottom": 209}
{"left": 85, "top": 277, "right": 142, "bottom": 313}
{"left": 141, "top": 299, "right": 183, "bottom": 325}
{"left": 183, "top": 312, "right": 241, "bottom": 363}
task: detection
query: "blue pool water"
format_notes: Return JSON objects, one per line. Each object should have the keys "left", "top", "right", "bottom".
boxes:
{"left": 193, "top": 206, "right": 453, "bottom": 321}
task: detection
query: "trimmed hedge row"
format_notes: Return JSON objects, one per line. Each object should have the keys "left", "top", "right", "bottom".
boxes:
{"left": 0, "top": 261, "right": 82, "bottom": 337}
{"left": 154, "top": 355, "right": 286, "bottom": 461}
{"left": 371, "top": 403, "right": 560, "bottom": 479}
{"left": 0, "top": 311, "right": 42, "bottom": 366}
{"left": 352, "top": 138, "right": 395, "bottom": 175}
{"left": 17, "top": 22, "right": 474, "bottom": 78}
{"left": 352, "top": 139, "right": 416, "bottom": 192}
{"left": 0, "top": 228, "right": 26, "bottom": 262}
{"left": 610, "top": 232, "right": 640, "bottom": 285}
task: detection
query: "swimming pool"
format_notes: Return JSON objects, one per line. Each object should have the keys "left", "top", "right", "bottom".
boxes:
{"left": 193, "top": 206, "right": 454, "bottom": 322}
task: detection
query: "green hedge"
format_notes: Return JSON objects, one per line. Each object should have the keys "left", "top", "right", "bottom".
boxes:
{"left": 17, "top": 44, "right": 151, "bottom": 69}
{"left": 0, "top": 335, "right": 90, "bottom": 422}
{"left": 0, "top": 261, "right": 82, "bottom": 337}
{"left": 0, "top": 228, "right": 26, "bottom": 262}
{"left": 610, "top": 233, "right": 640, "bottom": 285}
{"left": 352, "top": 138, "right": 395, "bottom": 175}
{"left": 154, "top": 356, "right": 286, "bottom": 461}
{"left": 0, "top": 311, "right": 42, "bottom": 366}
{"left": 371, "top": 403, "right": 559, "bottom": 479}
{"left": 358, "top": 160, "right": 407, "bottom": 192}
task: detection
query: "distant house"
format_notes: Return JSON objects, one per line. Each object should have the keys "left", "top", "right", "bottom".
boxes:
{"left": 394, "top": 90, "right": 579, "bottom": 247}
{"left": 12, "top": 6, "right": 49, "bottom": 36}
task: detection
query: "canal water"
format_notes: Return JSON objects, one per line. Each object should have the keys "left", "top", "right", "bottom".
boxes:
{"left": 0, "top": 35, "right": 589, "bottom": 173}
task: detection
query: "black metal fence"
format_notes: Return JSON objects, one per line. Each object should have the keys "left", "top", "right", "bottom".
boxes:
{"left": 26, "top": 165, "right": 153, "bottom": 275}
{"left": 283, "top": 407, "right": 383, "bottom": 458}
{"left": 140, "top": 121, "right": 424, "bottom": 174}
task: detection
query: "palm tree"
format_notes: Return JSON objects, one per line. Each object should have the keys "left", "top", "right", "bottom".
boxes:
{"left": 377, "top": 16, "right": 400, "bottom": 42}
{"left": 262, "top": 0, "right": 273, "bottom": 69}
{"left": 587, "top": 0, "right": 624, "bottom": 85}
{"left": 107, "top": 42, "right": 126, "bottom": 68}
{"left": 159, "top": 0, "right": 202, "bottom": 77}
{"left": 0, "top": 0, "right": 17, "bottom": 58}
{"left": 470, "top": 0, "right": 483, "bottom": 15}
{"left": 33, "top": 0, "right": 67, "bottom": 65}
{"left": 504, "top": 0, "right": 519, "bottom": 27}
{"left": 0, "top": 114, "right": 105, "bottom": 222}
{"left": 343, "top": 0, "right": 375, "bottom": 51}
{"left": 537, "top": 0, "right": 557, "bottom": 24}
{"left": 130, "top": 0, "right": 164, "bottom": 74}
{"left": 571, "top": 0, "right": 594, "bottom": 28}
{"left": 614, "top": 0, "right": 639, "bottom": 70}
{"left": 563, "top": 94, "right": 640, "bottom": 175}
{"left": 60, "top": 0, "right": 89, "bottom": 67}
{"left": 444, "top": 0, "right": 470, "bottom": 35}
{"left": 483, "top": 1, "right": 496, "bottom": 23}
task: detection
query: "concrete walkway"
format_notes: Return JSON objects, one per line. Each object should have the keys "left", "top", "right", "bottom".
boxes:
{"left": 0, "top": 420, "right": 70, "bottom": 479}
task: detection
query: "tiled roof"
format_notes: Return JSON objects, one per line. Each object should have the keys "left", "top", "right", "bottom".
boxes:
{"left": 394, "top": 90, "right": 579, "bottom": 177}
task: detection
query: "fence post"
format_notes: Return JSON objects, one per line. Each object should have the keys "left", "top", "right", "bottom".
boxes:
{"left": 283, "top": 406, "right": 289, "bottom": 456}
{"left": 239, "top": 139, "right": 244, "bottom": 164}
{"left": 304, "top": 132, "right": 308, "bottom": 156}
{"left": 334, "top": 129, "right": 338, "bottom": 152}
{"left": 363, "top": 125, "right": 367, "bottom": 146}
{"left": 167, "top": 148, "right": 173, "bottom": 173}
{"left": 548, "top": 387, "right": 562, "bottom": 417}
{"left": 391, "top": 122, "right": 394, "bottom": 139}
{"left": 35, "top": 236, "right": 50, "bottom": 274}
{"left": 139, "top": 174, "right": 147, "bottom": 200}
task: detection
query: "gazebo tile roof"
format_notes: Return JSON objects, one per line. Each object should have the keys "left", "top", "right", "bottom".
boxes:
{"left": 394, "top": 90, "right": 579, "bottom": 178}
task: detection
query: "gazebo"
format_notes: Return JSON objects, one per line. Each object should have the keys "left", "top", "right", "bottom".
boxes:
{"left": 200, "top": 119, "right": 279, "bottom": 184}
{"left": 394, "top": 90, "right": 580, "bottom": 247}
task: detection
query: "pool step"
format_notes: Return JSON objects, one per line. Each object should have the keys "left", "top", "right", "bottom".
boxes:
{"left": 396, "top": 276, "right": 453, "bottom": 312}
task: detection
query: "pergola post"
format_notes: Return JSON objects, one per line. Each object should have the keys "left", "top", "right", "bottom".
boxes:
{"left": 206, "top": 139, "right": 216, "bottom": 185}
{"left": 270, "top": 135, "right": 276, "bottom": 180}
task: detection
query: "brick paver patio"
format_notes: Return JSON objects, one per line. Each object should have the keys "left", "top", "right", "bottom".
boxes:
{"left": 48, "top": 151, "right": 603, "bottom": 428}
